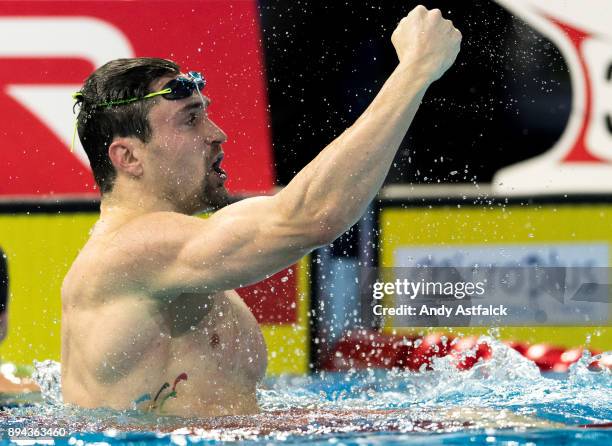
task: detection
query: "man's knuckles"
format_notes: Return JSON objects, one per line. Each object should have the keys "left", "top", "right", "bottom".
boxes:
{"left": 411, "top": 5, "right": 427, "bottom": 15}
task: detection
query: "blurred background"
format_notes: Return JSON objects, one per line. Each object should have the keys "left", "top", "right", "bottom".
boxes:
{"left": 260, "top": 0, "right": 570, "bottom": 186}
{"left": 0, "top": 0, "right": 610, "bottom": 374}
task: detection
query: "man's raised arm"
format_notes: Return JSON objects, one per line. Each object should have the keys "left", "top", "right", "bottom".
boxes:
{"left": 142, "top": 6, "right": 460, "bottom": 296}
{"left": 276, "top": 5, "right": 461, "bottom": 240}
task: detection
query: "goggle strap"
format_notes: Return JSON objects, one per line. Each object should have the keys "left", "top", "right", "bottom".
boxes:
{"left": 70, "top": 80, "right": 196, "bottom": 108}
{"left": 194, "top": 83, "right": 206, "bottom": 107}
{"left": 71, "top": 117, "right": 78, "bottom": 153}
{"left": 143, "top": 88, "right": 172, "bottom": 100}
{"left": 96, "top": 88, "right": 172, "bottom": 107}
{"left": 68, "top": 74, "right": 202, "bottom": 151}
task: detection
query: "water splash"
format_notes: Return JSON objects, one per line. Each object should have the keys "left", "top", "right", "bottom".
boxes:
{"left": 259, "top": 337, "right": 611, "bottom": 425}
{"left": 32, "top": 359, "right": 62, "bottom": 405}
{"left": 2, "top": 339, "right": 609, "bottom": 443}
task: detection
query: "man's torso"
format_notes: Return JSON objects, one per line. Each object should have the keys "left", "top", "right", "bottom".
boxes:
{"left": 61, "top": 225, "right": 267, "bottom": 417}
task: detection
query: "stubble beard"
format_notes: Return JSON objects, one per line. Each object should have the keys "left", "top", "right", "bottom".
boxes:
{"left": 196, "top": 173, "right": 230, "bottom": 213}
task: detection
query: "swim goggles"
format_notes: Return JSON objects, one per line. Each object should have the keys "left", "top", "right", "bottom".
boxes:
{"left": 70, "top": 71, "right": 207, "bottom": 150}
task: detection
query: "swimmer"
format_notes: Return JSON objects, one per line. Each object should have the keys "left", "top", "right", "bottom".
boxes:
{"left": 61, "top": 5, "right": 461, "bottom": 417}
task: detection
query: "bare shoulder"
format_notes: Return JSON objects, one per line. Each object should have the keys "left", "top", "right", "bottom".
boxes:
{"left": 112, "top": 197, "right": 278, "bottom": 253}
{"left": 62, "top": 212, "right": 204, "bottom": 303}
{"left": 63, "top": 196, "right": 286, "bottom": 302}
{"left": 100, "top": 211, "right": 212, "bottom": 258}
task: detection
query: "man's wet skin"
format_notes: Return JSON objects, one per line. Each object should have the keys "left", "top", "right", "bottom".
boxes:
{"left": 62, "top": 75, "right": 266, "bottom": 417}
{"left": 62, "top": 5, "right": 462, "bottom": 417}
{"left": 62, "top": 273, "right": 266, "bottom": 416}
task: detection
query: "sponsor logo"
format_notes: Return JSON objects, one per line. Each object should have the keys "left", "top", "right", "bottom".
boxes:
{"left": 0, "top": 2, "right": 274, "bottom": 196}
{"left": 0, "top": 17, "right": 134, "bottom": 171}
{"left": 493, "top": 0, "right": 612, "bottom": 194}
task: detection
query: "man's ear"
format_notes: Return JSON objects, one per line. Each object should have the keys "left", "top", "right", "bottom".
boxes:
{"left": 108, "top": 137, "right": 144, "bottom": 178}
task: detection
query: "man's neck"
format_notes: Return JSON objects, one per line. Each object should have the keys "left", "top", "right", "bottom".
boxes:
{"left": 93, "top": 194, "right": 192, "bottom": 238}
{"left": 100, "top": 196, "right": 179, "bottom": 217}
{"left": 98, "top": 181, "right": 190, "bottom": 223}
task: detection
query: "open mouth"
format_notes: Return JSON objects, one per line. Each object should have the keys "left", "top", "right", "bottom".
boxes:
{"left": 211, "top": 153, "right": 227, "bottom": 180}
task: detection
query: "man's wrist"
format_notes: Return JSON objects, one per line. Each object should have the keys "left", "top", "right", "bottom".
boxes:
{"left": 395, "top": 60, "right": 436, "bottom": 89}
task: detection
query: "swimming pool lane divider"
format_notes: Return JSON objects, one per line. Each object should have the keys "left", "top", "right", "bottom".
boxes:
{"left": 321, "top": 329, "right": 611, "bottom": 373}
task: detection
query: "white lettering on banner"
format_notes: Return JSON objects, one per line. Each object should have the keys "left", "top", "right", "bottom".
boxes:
{"left": 492, "top": 0, "right": 612, "bottom": 194}
{"left": 394, "top": 243, "right": 609, "bottom": 268}
{"left": 392, "top": 244, "right": 608, "bottom": 325}
{"left": 584, "top": 39, "right": 612, "bottom": 161}
{"left": 0, "top": 18, "right": 134, "bottom": 167}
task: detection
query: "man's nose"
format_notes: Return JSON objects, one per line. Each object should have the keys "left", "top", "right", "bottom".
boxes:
{"left": 205, "top": 118, "right": 227, "bottom": 145}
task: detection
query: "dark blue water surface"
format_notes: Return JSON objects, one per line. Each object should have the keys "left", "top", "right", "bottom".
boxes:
{"left": 0, "top": 339, "right": 610, "bottom": 445}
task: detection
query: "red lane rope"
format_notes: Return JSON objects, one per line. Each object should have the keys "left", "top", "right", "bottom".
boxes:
{"left": 322, "top": 330, "right": 610, "bottom": 372}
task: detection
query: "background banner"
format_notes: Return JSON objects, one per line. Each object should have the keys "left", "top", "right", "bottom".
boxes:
{"left": 0, "top": 0, "right": 274, "bottom": 197}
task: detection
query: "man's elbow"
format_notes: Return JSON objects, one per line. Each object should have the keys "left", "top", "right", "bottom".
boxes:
{"left": 306, "top": 220, "right": 344, "bottom": 248}
{"left": 277, "top": 200, "right": 345, "bottom": 249}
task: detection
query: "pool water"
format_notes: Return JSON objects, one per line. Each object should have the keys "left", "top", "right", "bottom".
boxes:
{"left": 0, "top": 338, "right": 610, "bottom": 445}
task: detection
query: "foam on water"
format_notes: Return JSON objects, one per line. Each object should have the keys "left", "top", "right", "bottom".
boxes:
{"left": 259, "top": 337, "right": 610, "bottom": 417}
{"left": 2, "top": 337, "right": 609, "bottom": 444}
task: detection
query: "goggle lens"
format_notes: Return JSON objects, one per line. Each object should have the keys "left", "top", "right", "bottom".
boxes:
{"left": 162, "top": 72, "right": 206, "bottom": 100}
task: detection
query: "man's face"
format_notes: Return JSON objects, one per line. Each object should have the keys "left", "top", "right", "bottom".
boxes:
{"left": 143, "top": 73, "right": 230, "bottom": 213}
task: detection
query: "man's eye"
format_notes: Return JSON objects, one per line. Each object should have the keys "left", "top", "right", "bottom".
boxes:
{"left": 187, "top": 114, "right": 198, "bottom": 126}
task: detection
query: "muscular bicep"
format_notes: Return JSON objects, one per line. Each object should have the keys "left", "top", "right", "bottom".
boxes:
{"left": 147, "top": 196, "right": 321, "bottom": 296}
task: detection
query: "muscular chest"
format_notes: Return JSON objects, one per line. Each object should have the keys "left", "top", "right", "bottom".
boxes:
{"left": 161, "top": 291, "right": 267, "bottom": 381}
{"left": 63, "top": 289, "right": 267, "bottom": 389}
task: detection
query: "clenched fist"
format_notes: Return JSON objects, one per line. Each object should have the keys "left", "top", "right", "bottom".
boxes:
{"left": 392, "top": 5, "right": 461, "bottom": 82}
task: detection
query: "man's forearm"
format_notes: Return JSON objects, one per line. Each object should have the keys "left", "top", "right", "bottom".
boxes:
{"left": 277, "top": 62, "right": 432, "bottom": 239}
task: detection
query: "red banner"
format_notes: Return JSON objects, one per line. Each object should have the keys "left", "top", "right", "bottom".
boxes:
{"left": 0, "top": 1, "right": 274, "bottom": 196}
{"left": 0, "top": 1, "right": 297, "bottom": 325}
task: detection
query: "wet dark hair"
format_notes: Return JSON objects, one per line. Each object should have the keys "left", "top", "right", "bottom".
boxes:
{"left": 74, "top": 57, "right": 180, "bottom": 195}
